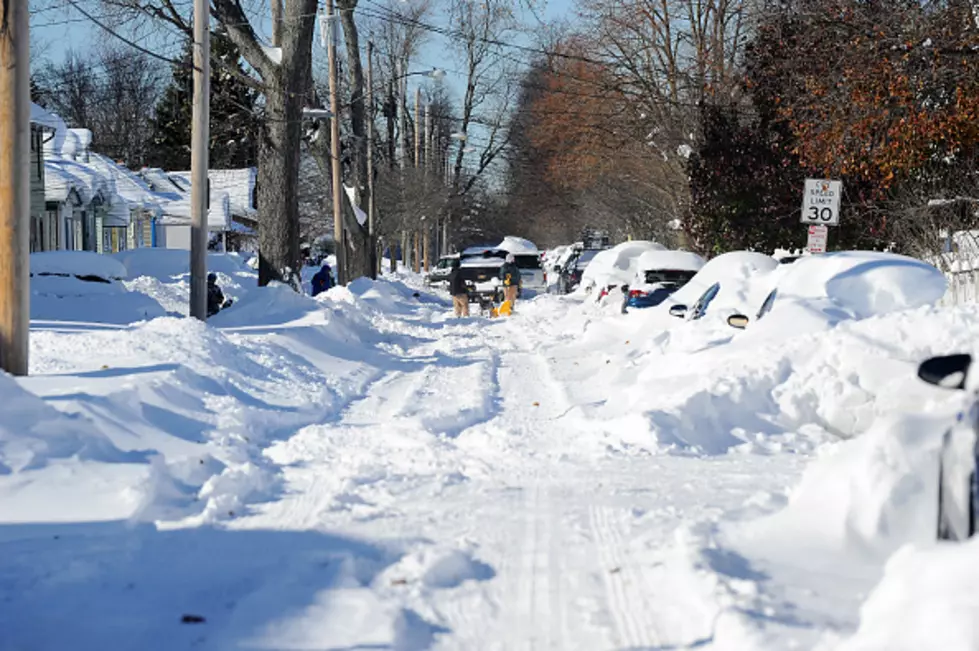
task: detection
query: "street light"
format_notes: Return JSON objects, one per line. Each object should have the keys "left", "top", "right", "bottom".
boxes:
{"left": 302, "top": 108, "right": 333, "bottom": 120}
{"left": 403, "top": 68, "right": 446, "bottom": 82}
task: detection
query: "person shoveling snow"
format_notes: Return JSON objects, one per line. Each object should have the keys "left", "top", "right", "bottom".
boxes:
{"left": 499, "top": 253, "right": 521, "bottom": 313}
{"left": 206, "top": 273, "right": 233, "bottom": 318}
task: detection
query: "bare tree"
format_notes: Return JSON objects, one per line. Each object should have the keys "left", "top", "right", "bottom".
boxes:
{"left": 444, "top": 0, "right": 519, "bottom": 251}
{"left": 100, "top": 0, "right": 319, "bottom": 287}
{"left": 35, "top": 47, "right": 164, "bottom": 166}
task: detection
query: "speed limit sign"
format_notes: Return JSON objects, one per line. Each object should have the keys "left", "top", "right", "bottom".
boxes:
{"left": 801, "top": 179, "right": 841, "bottom": 226}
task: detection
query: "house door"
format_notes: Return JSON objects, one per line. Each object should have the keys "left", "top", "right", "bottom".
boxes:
{"left": 45, "top": 209, "right": 59, "bottom": 250}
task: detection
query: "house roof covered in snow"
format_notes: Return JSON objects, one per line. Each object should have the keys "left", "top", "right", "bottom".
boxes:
{"left": 171, "top": 168, "right": 257, "bottom": 219}
{"left": 30, "top": 103, "right": 63, "bottom": 131}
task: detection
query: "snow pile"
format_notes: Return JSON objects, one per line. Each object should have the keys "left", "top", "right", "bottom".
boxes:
{"left": 580, "top": 241, "right": 666, "bottom": 291}
{"left": 834, "top": 539, "right": 979, "bottom": 651}
{"left": 115, "top": 249, "right": 258, "bottom": 317}
{"left": 0, "top": 372, "right": 140, "bottom": 475}
{"left": 114, "top": 248, "right": 254, "bottom": 281}
{"left": 209, "top": 283, "right": 326, "bottom": 328}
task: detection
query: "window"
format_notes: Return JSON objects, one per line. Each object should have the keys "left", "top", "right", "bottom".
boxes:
{"left": 690, "top": 282, "right": 721, "bottom": 320}
{"left": 575, "top": 249, "right": 600, "bottom": 270}
{"left": 514, "top": 254, "right": 540, "bottom": 270}
{"left": 757, "top": 289, "right": 777, "bottom": 320}
{"left": 644, "top": 269, "right": 697, "bottom": 286}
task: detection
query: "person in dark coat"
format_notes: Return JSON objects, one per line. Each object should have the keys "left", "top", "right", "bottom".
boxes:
{"left": 498, "top": 253, "right": 521, "bottom": 308}
{"left": 206, "top": 273, "right": 226, "bottom": 318}
{"left": 447, "top": 258, "right": 469, "bottom": 317}
{"left": 311, "top": 264, "right": 333, "bottom": 297}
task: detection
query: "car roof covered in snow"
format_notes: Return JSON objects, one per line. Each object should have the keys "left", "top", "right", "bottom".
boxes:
{"left": 31, "top": 251, "right": 129, "bottom": 281}
{"left": 635, "top": 250, "right": 706, "bottom": 273}
{"left": 667, "top": 251, "right": 779, "bottom": 314}
{"left": 580, "top": 241, "right": 667, "bottom": 289}
{"left": 496, "top": 236, "right": 539, "bottom": 255}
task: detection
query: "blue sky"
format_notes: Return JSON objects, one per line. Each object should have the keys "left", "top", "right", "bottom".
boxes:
{"left": 32, "top": 0, "right": 578, "bottom": 90}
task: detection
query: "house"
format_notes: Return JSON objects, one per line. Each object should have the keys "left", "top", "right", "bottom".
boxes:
{"left": 171, "top": 168, "right": 258, "bottom": 250}
{"left": 87, "top": 154, "right": 165, "bottom": 250}
{"left": 29, "top": 103, "right": 61, "bottom": 252}
{"left": 138, "top": 168, "right": 232, "bottom": 250}
{"left": 43, "top": 126, "right": 132, "bottom": 253}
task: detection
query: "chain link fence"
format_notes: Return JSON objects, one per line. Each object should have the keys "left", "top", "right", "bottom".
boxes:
{"left": 935, "top": 231, "right": 979, "bottom": 306}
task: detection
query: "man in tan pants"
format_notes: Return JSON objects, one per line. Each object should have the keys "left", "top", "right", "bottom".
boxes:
{"left": 499, "top": 253, "right": 521, "bottom": 309}
{"left": 447, "top": 259, "right": 470, "bottom": 317}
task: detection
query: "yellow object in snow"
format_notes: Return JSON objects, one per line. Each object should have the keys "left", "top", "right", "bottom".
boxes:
{"left": 489, "top": 300, "right": 513, "bottom": 318}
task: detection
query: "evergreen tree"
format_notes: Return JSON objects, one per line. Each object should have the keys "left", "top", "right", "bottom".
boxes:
{"left": 147, "top": 29, "right": 259, "bottom": 171}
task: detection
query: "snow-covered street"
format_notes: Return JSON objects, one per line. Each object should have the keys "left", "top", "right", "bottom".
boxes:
{"left": 3, "top": 254, "right": 979, "bottom": 650}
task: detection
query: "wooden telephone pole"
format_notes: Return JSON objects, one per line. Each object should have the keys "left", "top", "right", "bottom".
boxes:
{"left": 327, "top": 0, "right": 345, "bottom": 285}
{"left": 189, "top": 0, "right": 210, "bottom": 321}
{"left": 367, "top": 40, "right": 377, "bottom": 278}
{"left": 412, "top": 87, "right": 421, "bottom": 273}
{"left": 423, "top": 103, "right": 431, "bottom": 271}
{"left": 0, "top": 2, "right": 30, "bottom": 375}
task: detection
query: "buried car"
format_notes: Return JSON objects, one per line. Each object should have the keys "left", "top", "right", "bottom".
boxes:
{"left": 665, "top": 251, "right": 780, "bottom": 322}
{"left": 720, "top": 251, "right": 948, "bottom": 337}
{"left": 916, "top": 353, "right": 979, "bottom": 542}
{"left": 497, "top": 236, "right": 546, "bottom": 294}
{"left": 579, "top": 241, "right": 667, "bottom": 296}
{"left": 458, "top": 248, "right": 507, "bottom": 303}
{"left": 426, "top": 254, "right": 459, "bottom": 287}
{"left": 626, "top": 250, "right": 705, "bottom": 309}
{"left": 30, "top": 250, "right": 167, "bottom": 325}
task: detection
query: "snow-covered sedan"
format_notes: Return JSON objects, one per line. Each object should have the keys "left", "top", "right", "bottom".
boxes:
{"left": 722, "top": 251, "right": 948, "bottom": 337}
{"left": 626, "top": 250, "right": 705, "bottom": 309}
{"left": 665, "top": 251, "right": 780, "bottom": 322}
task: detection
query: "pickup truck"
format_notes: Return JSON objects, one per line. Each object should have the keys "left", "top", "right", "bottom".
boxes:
{"left": 459, "top": 249, "right": 506, "bottom": 303}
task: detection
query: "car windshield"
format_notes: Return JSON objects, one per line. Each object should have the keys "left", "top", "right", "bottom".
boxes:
{"left": 643, "top": 269, "right": 697, "bottom": 285}
{"left": 575, "top": 250, "right": 600, "bottom": 269}
{"left": 514, "top": 254, "right": 540, "bottom": 270}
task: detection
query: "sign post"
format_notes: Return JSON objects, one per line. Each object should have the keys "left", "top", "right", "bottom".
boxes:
{"left": 806, "top": 224, "right": 828, "bottom": 254}
{"left": 801, "top": 178, "right": 841, "bottom": 253}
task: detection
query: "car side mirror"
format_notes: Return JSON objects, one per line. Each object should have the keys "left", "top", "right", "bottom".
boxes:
{"left": 918, "top": 354, "right": 972, "bottom": 390}
{"left": 727, "top": 314, "right": 750, "bottom": 330}
{"left": 669, "top": 304, "right": 687, "bottom": 318}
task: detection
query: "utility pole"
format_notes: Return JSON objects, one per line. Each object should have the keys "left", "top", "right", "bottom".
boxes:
{"left": 0, "top": 1, "right": 30, "bottom": 375}
{"left": 397, "top": 62, "right": 406, "bottom": 170}
{"left": 414, "top": 87, "right": 421, "bottom": 168}
{"left": 423, "top": 103, "right": 431, "bottom": 271}
{"left": 413, "top": 87, "right": 421, "bottom": 273}
{"left": 367, "top": 40, "right": 377, "bottom": 278}
{"left": 327, "top": 0, "right": 345, "bottom": 285}
{"left": 271, "top": 0, "right": 283, "bottom": 47}
{"left": 189, "top": 0, "right": 210, "bottom": 321}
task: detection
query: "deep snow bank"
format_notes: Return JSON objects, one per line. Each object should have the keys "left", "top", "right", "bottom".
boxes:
{"left": 833, "top": 538, "right": 979, "bottom": 651}
{"left": 0, "top": 372, "right": 141, "bottom": 475}
{"left": 12, "top": 275, "right": 438, "bottom": 527}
